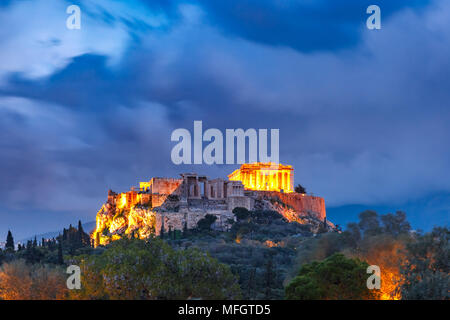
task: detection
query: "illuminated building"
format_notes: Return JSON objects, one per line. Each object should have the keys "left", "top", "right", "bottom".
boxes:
{"left": 228, "top": 162, "right": 294, "bottom": 193}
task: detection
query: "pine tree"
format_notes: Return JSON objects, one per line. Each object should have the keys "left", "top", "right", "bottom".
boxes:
{"left": 57, "top": 240, "right": 64, "bottom": 265}
{"left": 5, "top": 230, "right": 14, "bottom": 252}
{"left": 33, "top": 236, "right": 37, "bottom": 248}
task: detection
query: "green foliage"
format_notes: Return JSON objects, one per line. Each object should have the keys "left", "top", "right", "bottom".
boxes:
{"left": 70, "top": 238, "right": 241, "bottom": 300}
{"left": 358, "top": 210, "right": 382, "bottom": 237}
{"left": 380, "top": 211, "right": 411, "bottom": 237}
{"left": 286, "top": 253, "right": 378, "bottom": 300}
{"left": 5, "top": 231, "right": 14, "bottom": 253}
{"left": 233, "top": 207, "right": 250, "bottom": 221}
{"left": 294, "top": 184, "right": 306, "bottom": 194}
{"left": 399, "top": 227, "right": 449, "bottom": 300}
{"left": 176, "top": 209, "right": 309, "bottom": 299}
{"left": 7, "top": 222, "right": 92, "bottom": 266}
{"left": 196, "top": 214, "right": 217, "bottom": 231}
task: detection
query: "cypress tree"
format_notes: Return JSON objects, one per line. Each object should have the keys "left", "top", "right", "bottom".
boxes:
{"left": 5, "top": 230, "right": 14, "bottom": 252}
{"left": 57, "top": 240, "right": 64, "bottom": 265}
{"left": 77, "top": 220, "right": 86, "bottom": 247}
{"left": 264, "top": 253, "right": 274, "bottom": 299}
{"left": 33, "top": 236, "right": 37, "bottom": 248}
{"left": 160, "top": 220, "right": 165, "bottom": 239}
{"left": 247, "top": 267, "right": 256, "bottom": 299}
{"left": 168, "top": 226, "right": 172, "bottom": 239}
{"left": 183, "top": 220, "right": 188, "bottom": 238}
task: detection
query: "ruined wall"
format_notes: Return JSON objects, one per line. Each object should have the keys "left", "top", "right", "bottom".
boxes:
{"left": 151, "top": 194, "right": 170, "bottom": 208}
{"left": 154, "top": 209, "right": 234, "bottom": 235}
{"left": 227, "top": 196, "right": 253, "bottom": 211}
{"left": 149, "top": 178, "right": 183, "bottom": 195}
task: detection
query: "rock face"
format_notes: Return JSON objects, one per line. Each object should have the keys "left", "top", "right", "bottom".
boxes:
{"left": 91, "top": 171, "right": 330, "bottom": 246}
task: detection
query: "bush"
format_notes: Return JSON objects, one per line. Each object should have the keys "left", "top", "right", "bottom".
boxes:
{"left": 0, "top": 260, "right": 67, "bottom": 300}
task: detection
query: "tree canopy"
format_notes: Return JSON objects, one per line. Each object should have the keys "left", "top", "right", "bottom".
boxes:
{"left": 70, "top": 237, "right": 241, "bottom": 300}
{"left": 285, "top": 253, "right": 379, "bottom": 300}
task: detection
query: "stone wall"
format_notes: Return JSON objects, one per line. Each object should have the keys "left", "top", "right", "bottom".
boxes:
{"left": 261, "top": 191, "right": 326, "bottom": 220}
{"left": 155, "top": 209, "right": 235, "bottom": 235}
{"left": 227, "top": 196, "right": 253, "bottom": 211}
{"left": 149, "top": 177, "right": 183, "bottom": 195}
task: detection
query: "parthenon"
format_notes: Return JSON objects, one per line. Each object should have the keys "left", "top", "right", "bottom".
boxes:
{"left": 228, "top": 162, "right": 294, "bottom": 193}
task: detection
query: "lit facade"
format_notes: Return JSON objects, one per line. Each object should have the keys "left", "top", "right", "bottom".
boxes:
{"left": 228, "top": 162, "right": 294, "bottom": 193}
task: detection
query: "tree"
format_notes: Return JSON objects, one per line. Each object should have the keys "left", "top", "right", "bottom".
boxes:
{"left": 183, "top": 220, "right": 188, "bottom": 237}
{"left": 78, "top": 220, "right": 85, "bottom": 246}
{"left": 57, "top": 240, "right": 64, "bottom": 265}
{"left": 358, "top": 210, "right": 381, "bottom": 237}
{"left": 168, "top": 226, "right": 172, "bottom": 240}
{"left": 342, "top": 222, "right": 361, "bottom": 248}
{"left": 0, "top": 260, "right": 67, "bottom": 300}
{"left": 399, "top": 227, "right": 449, "bottom": 300}
{"left": 5, "top": 231, "right": 14, "bottom": 253}
{"left": 232, "top": 207, "right": 250, "bottom": 221}
{"left": 285, "top": 253, "right": 379, "bottom": 300}
{"left": 380, "top": 211, "right": 411, "bottom": 237}
{"left": 264, "top": 252, "right": 275, "bottom": 299}
{"left": 246, "top": 267, "right": 256, "bottom": 299}
{"left": 295, "top": 184, "right": 306, "bottom": 194}
{"left": 197, "top": 214, "right": 217, "bottom": 231}
{"left": 160, "top": 219, "right": 165, "bottom": 239}
{"left": 70, "top": 238, "right": 241, "bottom": 300}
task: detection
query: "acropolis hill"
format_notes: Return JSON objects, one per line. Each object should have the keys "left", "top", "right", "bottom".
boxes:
{"left": 92, "top": 162, "right": 331, "bottom": 246}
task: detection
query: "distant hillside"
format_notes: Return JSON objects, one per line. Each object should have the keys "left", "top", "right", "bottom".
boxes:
{"left": 19, "top": 221, "right": 96, "bottom": 243}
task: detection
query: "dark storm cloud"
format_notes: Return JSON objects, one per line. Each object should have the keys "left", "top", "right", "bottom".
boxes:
{"left": 0, "top": 0, "right": 449, "bottom": 239}
{"left": 198, "top": 0, "right": 431, "bottom": 52}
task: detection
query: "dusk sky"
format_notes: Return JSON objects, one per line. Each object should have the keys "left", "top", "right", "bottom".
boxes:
{"left": 1, "top": 0, "right": 449, "bottom": 240}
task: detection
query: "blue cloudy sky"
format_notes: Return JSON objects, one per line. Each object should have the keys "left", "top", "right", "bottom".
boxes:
{"left": 0, "top": 0, "right": 449, "bottom": 239}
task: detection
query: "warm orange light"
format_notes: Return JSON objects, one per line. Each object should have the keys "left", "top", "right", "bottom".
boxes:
{"left": 228, "top": 162, "right": 294, "bottom": 193}
{"left": 118, "top": 193, "right": 127, "bottom": 209}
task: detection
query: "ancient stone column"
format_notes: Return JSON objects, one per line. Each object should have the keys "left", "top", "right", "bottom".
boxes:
{"left": 285, "top": 172, "right": 289, "bottom": 192}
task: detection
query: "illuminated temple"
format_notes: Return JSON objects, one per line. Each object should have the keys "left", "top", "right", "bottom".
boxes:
{"left": 228, "top": 162, "right": 294, "bottom": 193}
